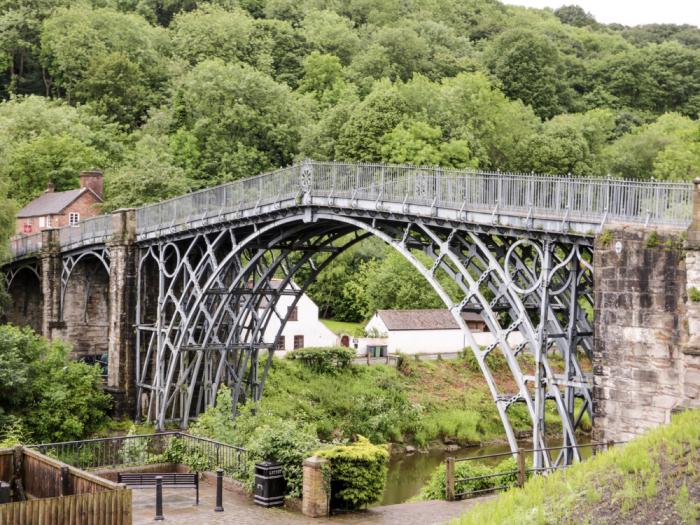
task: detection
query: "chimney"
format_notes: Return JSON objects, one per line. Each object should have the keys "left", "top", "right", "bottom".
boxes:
{"left": 45, "top": 182, "right": 55, "bottom": 193}
{"left": 79, "top": 169, "right": 104, "bottom": 200}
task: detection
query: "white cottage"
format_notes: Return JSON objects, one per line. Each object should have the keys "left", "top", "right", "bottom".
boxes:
{"left": 262, "top": 280, "right": 338, "bottom": 353}
{"left": 361, "top": 309, "right": 511, "bottom": 355}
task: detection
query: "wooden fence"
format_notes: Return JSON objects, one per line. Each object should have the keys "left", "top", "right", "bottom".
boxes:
{"left": 0, "top": 446, "right": 131, "bottom": 525}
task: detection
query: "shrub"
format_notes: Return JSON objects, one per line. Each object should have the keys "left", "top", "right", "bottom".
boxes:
{"left": 154, "top": 437, "right": 214, "bottom": 472}
{"left": 689, "top": 287, "right": 700, "bottom": 303}
{"left": 287, "top": 346, "right": 355, "bottom": 373}
{"left": 119, "top": 424, "right": 150, "bottom": 465}
{"left": 0, "top": 325, "right": 111, "bottom": 442}
{"left": 244, "top": 418, "right": 320, "bottom": 498}
{"left": 421, "top": 455, "right": 521, "bottom": 500}
{"left": 316, "top": 436, "right": 389, "bottom": 509}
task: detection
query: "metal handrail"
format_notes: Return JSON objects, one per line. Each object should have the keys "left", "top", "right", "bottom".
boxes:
{"left": 27, "top": 431, "right": 248, "bottom": 478}
{"left": 6, "top": 160, "right": 694, "bottom": 259}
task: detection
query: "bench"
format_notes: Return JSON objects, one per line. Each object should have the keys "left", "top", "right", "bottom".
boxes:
{"left": 117, "top": 472, "right": 199, "bottom": 504}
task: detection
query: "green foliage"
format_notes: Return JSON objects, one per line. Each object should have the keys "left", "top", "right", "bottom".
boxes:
{"left": 157, "top": 437, "right": 215, "bottom": 473}
{"left": 316, "top": 436, "right": 389, "bottom": 509}
{"left": 421, "top": 455, "right": 520, "bottom": 500}
{"left": 689, "top": 287, "right": 700, "bottom": 303}
{"left": 169, "top": 59, "right": 301, "bottom": 186}
{"left": 0, "top": 95, "right": 123, "bottom": 204}
{"left": 102, "top": 134, "right": 192, "bottom": 211}
{"left": 287, "top": 346, "right": 355, "bottom": 374}
{"left": 0, "top": 325, "right": 111, "bottom": 442}
{"left": 458, "top": 410, "right": 700, "bottom": 524}
{"left": 413, "top": 409, "right": 481, "bottom": 446}
{"left": 645, "top": 231, "right": 660, "bottom": 248}
{"left": 244, "top": 418, "right": 320, "bottom": 498}
{"left": 119, "top": 424, "right": 150, "bottom": 465}
{"left": 598, "top": 229, "right": 613, "bottom": 248}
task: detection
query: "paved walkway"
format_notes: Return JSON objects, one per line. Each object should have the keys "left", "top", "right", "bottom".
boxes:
{"left": 132, "top": 477, "right": 487, "bottom": 525}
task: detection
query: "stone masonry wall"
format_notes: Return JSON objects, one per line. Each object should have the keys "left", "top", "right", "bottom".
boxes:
{"left": 593, "top": 227, "right": 700, "bottom": 443}
{"left": 52, "top": 258, "right": 111, "bottom": 358}
{"left": 4, "top": 268, "right": 43, "bottom": 333}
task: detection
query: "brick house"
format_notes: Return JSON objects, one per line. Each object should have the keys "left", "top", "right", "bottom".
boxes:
{"left": 15, "top": 170, "right": 104, "bottom": 235}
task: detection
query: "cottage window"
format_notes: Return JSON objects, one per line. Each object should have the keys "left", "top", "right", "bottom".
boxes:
{"left": 275, "top": 336, "right": 285, "bottom": 351}
{"left": 288, "top": 306, "right": 298, "bottom": 321}
{"left": 69, "top": 212, "right": 80, "bottom": 226}
{"left": 39, "top": 216, "right": 45, "bottom": 228}
{"left": 293, "top": 335, "right": 304, "bottom": 349}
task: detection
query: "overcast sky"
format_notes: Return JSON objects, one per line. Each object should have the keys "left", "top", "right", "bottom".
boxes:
{"left": 504, "top": 1, "right": 700, "bottom": 27}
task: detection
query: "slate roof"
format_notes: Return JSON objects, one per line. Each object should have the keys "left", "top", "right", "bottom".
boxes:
{"left": 376, "top": 309, "right": 484, "bottom": 331}
{"left": 16, "top": 188, "right": 99, "bottom": 218}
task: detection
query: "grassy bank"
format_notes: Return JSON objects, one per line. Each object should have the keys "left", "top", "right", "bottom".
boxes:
{"left": 457, "top": 410, "right": 700, "bottom": 525}
{"left": 197, "top": 353, "right": 571, "bottom": 448}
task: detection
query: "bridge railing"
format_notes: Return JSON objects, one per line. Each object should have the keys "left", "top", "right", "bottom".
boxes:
{"left": 9, "top": 232, "right": 43, "bottom": 259}
{"left": 136, "top": 165, "right": 300, "bottom": 235}
{"left": 306, "top": 161, "right": 693, "bottom": 227}
{"left": 5, "top": 161, "right": 695, "bottom": 259}
{"left": 136, "top": 161, "right": 693, "bottom": 237}
{"left": 29, "top": 431, "right": 248, "bottom": 480}
{"left": 58, "top": 214, "right": 114, "bottom": 250}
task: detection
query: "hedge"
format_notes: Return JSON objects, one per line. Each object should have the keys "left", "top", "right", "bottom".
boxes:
{"left": 316, "top": 436, "right": 389, "bottom": 509}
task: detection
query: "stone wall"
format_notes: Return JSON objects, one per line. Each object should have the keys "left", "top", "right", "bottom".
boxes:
{"left": 52, "top": 258, "right": 111, "bottom": 358}
{"left": 4, "top": 268, "right": 43, "bottom": 333}
{"left": 592, "top": 228, "right": 700, "bottom": 443}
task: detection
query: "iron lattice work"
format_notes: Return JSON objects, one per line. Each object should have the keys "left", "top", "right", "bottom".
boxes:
{"left": 136, "top": 206, "right": 594, "bottom": 469}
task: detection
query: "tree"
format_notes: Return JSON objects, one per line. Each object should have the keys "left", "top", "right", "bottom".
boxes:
{"left": 0, "top": 96, "right": 123, "bottom": 204}
{"left": 603, "top": 113, "right": 700, "bottom": 180}
{"left": 169, "top": 59, "right": 302, "bottom": 185}
{"left": 0, "top": 325, "right": 111, "bottom": 442}
{"left": 40, "top": 5, "right": 168, "bottom": 125}
{"left": 343, "top": 250, "right": 461, "bottom": 320}
{"left": 335, "top": 81, "right": 408, "bottom": 161}
{"left": 484, "top": 29, "right": 564, "bottom": 119}
{"left": 554, "top": 5, "right": 597, "bottom": 28}
{"left": 102, "top": 135, "right": 192, "bottom": 211}
{"left": 380, "top": 121, "right": 476, "bottom": 168}
{"left": 300, "top": 9, "right": 360, "bottom": 65}
{"left": 170, "top": 5, "right": 254, "bottom": 66}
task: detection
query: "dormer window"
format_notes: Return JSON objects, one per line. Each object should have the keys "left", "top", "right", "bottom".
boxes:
{"left": 69, "top": 212, "right": 80, "bottom": 226}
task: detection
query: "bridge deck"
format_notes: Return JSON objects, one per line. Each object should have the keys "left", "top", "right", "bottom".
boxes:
{"left": 5, "top": 161, "right": 692, "bottom": 262}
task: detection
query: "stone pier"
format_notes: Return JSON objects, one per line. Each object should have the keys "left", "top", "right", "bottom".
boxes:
{"left": 593, "top": 193, "right": 700, "bottom": 442}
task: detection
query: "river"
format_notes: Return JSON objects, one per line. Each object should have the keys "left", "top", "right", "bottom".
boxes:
{"left": 380, "top": 436, "right": 593, "bottom": 505}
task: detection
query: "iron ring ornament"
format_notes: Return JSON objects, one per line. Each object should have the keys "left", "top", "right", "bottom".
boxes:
{"left": 504, "top": 239, "right": 545, "bottom": 295}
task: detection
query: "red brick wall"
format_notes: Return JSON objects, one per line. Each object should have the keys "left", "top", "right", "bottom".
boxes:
{"left": 14, "top": 191, "right": 102, "bottom": 234}
{"left": 54, "top": 191, "right": 102, "bottom": 228}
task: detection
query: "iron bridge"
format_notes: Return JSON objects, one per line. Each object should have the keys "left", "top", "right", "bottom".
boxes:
{"left": 4, "top": 160, "right": 693, "bottom": 470}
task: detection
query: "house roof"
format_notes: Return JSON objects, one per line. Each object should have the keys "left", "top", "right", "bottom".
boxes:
{"left": 376, "top": 309, "right": 484, "bottom": 331}
{"left": 16, "top": 188, "right": 101, "bottom": 218}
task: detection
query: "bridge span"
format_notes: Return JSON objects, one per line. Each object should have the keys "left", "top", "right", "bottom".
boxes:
{"left": 2, "top": 161, "right": 698, "bottom": 470}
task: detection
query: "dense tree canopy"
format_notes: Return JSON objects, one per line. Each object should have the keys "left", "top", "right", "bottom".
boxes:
{"left": 0, "top": 0, "right": 696, "bottom": 212}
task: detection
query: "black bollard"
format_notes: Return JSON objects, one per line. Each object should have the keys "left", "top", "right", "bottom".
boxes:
{"left": 154, "top": 476, "right": 164, "bottom": 521}
{"left": 215, "top": 468, "right": 224, "bottom": 512}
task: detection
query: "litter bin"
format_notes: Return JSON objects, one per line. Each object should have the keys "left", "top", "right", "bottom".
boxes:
{"left": 0, "top": 481, "right": 10, "bottom": 504}
{"left": 254, "top": 461, "right": 285, "bottom": 507}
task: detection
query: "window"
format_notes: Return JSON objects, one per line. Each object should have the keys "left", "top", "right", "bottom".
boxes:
{"left": 275, "top": 336, "right": 285, "bottom": 351}
{"left": 69, "top": 212, "right": 80, "bottom": 226}
{"left": 288, "top": 306, "right": 298, "bottom": 321}
{"left": 23, "top": 222, "right": 32, "bottom": 234}
{"left": 293, "top": 335, "right": 304, "bottom": 349}
{"left": 39, "top": 216, "right": 45, "bottom": 228}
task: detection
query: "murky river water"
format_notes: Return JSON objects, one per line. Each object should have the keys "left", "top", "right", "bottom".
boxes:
{"left": 380, "top": 436, "right": 593, "bottom": 505}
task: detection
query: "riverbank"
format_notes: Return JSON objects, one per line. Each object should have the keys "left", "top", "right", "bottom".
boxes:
{"left": 456, "top": 410, "right": 700, "bottom": 524}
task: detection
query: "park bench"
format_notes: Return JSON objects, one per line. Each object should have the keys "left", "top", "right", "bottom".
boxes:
{"left": 117, "top": 472, "right": 199, "bottom": 504}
